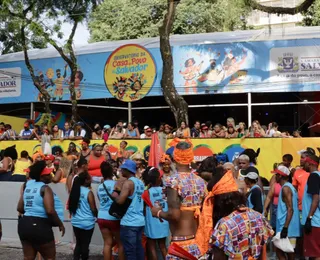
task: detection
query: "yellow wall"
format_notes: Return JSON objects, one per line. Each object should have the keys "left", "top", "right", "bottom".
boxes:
{"left": 0, "top": 115, "right": 26, "bottom": 133}
{"left": 1, "top": 138, "right": 318, "bottom": 180}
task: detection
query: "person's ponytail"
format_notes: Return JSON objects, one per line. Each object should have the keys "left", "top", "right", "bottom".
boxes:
{"left": 69, "top": 171, "right": 88, "bottom": 215}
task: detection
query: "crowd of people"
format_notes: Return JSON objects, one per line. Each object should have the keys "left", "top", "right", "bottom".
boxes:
{"left": 0, "top": 117, "right": 304, "bottom": 142}
{"left": 0, "top": 133, "right": 319, "bottom": 260}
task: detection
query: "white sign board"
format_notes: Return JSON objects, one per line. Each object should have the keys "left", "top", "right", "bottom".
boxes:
{"left": 270, "top": 46, "right": 320, "bottom": 84}
{"left": 0, "top": 67, "right": 21, "bottom": 98}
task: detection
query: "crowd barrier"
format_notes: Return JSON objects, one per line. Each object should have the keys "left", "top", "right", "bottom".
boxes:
{"left": 0, "top": 182, "right": 103, "bottom": 245}
{"left": 1, "top": 138, "right": 320, "bottom": 180}
{"left": 0, "top": 183, "right": 270, "bottom": 244}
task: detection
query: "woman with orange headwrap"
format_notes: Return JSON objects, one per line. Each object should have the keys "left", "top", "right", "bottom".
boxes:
{"left": 198, "top": 169, "right": 273, "bottom": 260}
{"left": 159, "top": 154, "right": 173, "bottom": 179}
{"left": 151, "top": 141, "right": 207, "bottom": 259}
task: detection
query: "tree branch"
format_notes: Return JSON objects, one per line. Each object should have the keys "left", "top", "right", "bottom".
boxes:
{"left": 21, "top": 23, "right": 51, "bottom": 113}
{"left": 23, "top": 2, "right": 35, "bottom": 16}
{"left": 42, "top": 32, "right": 73, "bottom": 67}
{"left": 66, "top": 19, "right": 78, "bottom": 64}
{"left": 247, "top": 0, "right": 316, "bottom": 15}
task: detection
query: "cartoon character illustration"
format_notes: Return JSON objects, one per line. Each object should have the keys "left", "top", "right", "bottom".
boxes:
{"left": 222, "top": 49, "right": 247, "bottom": 79}
{"left": 128, "top": 73, "right": 146, "bottom": 100}
{"left": 198, "top": 52, "right": 225, "bottom": 86}
{"left": 74, "top": 70, "right": 84, "bottom": 100}
{"left": 36, "top": 70, "right": 54, "bottom": 101}
{"left": 179, "top": 58, "right": 204, "bottom": 94}
{"left": 52, "top": 65, "right": 67, "bottom": 101}
{"left": 113, "top": 76, "right": 128, "bottom": 100}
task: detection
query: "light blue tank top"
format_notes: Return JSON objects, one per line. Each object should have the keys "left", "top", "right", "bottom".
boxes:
{"left": 71, "top": 186, "right": 95, "bottom": 230}
{"left": 121, "top": 177, "right": 145, "bottom": 227}
{"left": 302, "top": 171, "right": 320, "bottom": 227}
{"left": 97, "top": 180, "right": 117, "bottom": 221}
{"left": 127, "top": 129, "right": 137, "bottom": 137}
{"left": 145, "top": 187, "right": 169, "bottom": 239}
{"left": 276, "top": 182, "right": 301, "bottom": 237}
{"left": 53, "top": 192, "right": 64, "bottom": 222}
{"left": 24, "top": 180, "right": 47, "bottom": 218}
{"left": 247, "top": 184, "right": 263, "bottom": 210}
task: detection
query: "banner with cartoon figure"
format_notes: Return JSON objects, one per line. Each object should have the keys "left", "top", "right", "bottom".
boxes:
{"left": 2, "top": 38, "right": 320, "bottom": 104}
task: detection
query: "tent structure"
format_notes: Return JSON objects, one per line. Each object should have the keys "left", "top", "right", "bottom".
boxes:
{"left": 1, "top": 26, "right": 320, "bottom": 127}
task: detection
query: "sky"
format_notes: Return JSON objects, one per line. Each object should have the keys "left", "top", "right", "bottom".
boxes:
{"left": 59, "top": 21, "right": 90, "bottom": 46}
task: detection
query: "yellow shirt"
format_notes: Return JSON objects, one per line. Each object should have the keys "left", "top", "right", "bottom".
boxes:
{"left": 13, "top": 160, "right": 31, "bottom": 175}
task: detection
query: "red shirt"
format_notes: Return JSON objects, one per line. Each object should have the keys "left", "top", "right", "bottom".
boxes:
{"left": 103, "top": 132, "right": 109, "bottom": 142}
{"left": 88, "top": 155, "right": 105, "bottom": 177}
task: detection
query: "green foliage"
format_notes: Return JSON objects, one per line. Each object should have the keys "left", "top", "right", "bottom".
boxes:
{"left": 0, "top": 0, "right": 92, "bottom": 54}
{"left": 88, "top": 0, "right": 251, "bottom": 42}
{"left": 301, "top": 0, "right": 320, "bottom": 26}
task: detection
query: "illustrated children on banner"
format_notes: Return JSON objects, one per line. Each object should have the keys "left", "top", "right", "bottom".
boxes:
{"left": 179, "top": 58, "right": 204, "bottom": 94}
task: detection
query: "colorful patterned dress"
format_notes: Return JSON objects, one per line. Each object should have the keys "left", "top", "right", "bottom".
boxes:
{"left": 164, "top": 172, "right": 207, "bottom": 259}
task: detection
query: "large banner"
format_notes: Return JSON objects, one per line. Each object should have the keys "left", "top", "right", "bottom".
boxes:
{"left": 1, "top": 38, "right": 320, "bottom": 104}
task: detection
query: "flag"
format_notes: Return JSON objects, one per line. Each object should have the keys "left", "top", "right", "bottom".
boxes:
{"left": 148, "top": 132, "right": 163, "bottom": 167}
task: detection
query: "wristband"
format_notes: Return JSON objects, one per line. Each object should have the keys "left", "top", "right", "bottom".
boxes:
{"left": 157, "top": 210, "right": 162, "bottom": 219}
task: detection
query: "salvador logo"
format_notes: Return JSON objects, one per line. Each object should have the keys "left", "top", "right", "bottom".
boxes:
{"left": 277, "top": 54, "right": 299, "bottom": 73}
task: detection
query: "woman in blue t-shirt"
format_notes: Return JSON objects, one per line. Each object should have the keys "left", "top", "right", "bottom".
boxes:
{"left": 97, "top": 161, "right": 124, "bottom": 260}
{"left": 142, "top": 167, "right": 169, "bottom": 260}
{"left": 69, "top": 171, "right": 97, "bottom": 260}
{"left": 17, "top": 161, "right": 65, "bottom": 260}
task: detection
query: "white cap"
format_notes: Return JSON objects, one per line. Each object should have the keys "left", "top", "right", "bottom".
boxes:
{"left": 245, "top": 172, "right": 259, "bottom": 180}
{"left": 272, "top": 165, "right": 290, "bottom": 176}
{"left": 144, "top": 125, "right": 150, "bottom": 130}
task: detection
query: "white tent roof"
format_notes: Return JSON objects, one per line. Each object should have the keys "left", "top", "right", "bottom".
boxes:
{"left": 1, "top": 26, "right": 320, "bottom": 62}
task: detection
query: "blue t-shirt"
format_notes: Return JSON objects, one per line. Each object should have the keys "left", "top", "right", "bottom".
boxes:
{"left": 302, "top": 171, "right": 320, "bottom": 227}
{"left": 121, "top": 177, "right": 145, "bottom": 227}
{"left": 276, "top": 182, "right": 301, "bottom": 237}
{"left": 145, "top": 187, "right": 169, "bottom": 239}
{"left": 97, "top": 180, "right": 117, "bottom": 221}
{"left": 71, "top": 186, "right": 96, "bottom": 230}
{"left": 247, "top": 184, "right": 263, "bottom": 213}
{"left": 24, "top": 180, "right": 47, "bottom": 218}
{"left": 54, "top": 192, "right": 64, "bottom": 222}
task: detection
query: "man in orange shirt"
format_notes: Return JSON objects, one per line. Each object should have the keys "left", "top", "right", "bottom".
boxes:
{"left": 292, "top": 151, "right": 310, "bottom": 211}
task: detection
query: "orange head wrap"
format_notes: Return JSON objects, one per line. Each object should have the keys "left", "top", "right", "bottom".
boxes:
{"left": 173, "top": 142, "right": 194, "bottom": 165}
{"left": 32, "top": 151, "right": 44, "bottom": 162}
{"left": 160, "top": 154, "right": 171, "bottom": 164}
{"left": 196, "top": 170, "right": 238, "bottom": 255}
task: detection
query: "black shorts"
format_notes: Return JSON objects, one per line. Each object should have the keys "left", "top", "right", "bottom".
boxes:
{"left": 18, "top": 216, "right": 54, "bottom": 245}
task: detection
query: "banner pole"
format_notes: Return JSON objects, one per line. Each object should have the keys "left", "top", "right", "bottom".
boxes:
{"left": 30, "top": 102, "right": 34, "bottom": 120}
{"left": 128, "top": 102, "right": 132, "bottom": 122}
{"left": 248, "top": 93, "right": 252, "bottom": 127}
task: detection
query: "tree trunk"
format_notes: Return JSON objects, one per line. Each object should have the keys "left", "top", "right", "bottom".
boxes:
{"left": 21, "top": 24, "right": 51, "bottom": 115}
{"left": 159, "top": 0, "right": 189, "bottom": 127}
{"left": 69, "top": 68, "right": 78, "bottom": 125}
{"left": 247, "top": 0, "right": 316, "bottom": 14}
